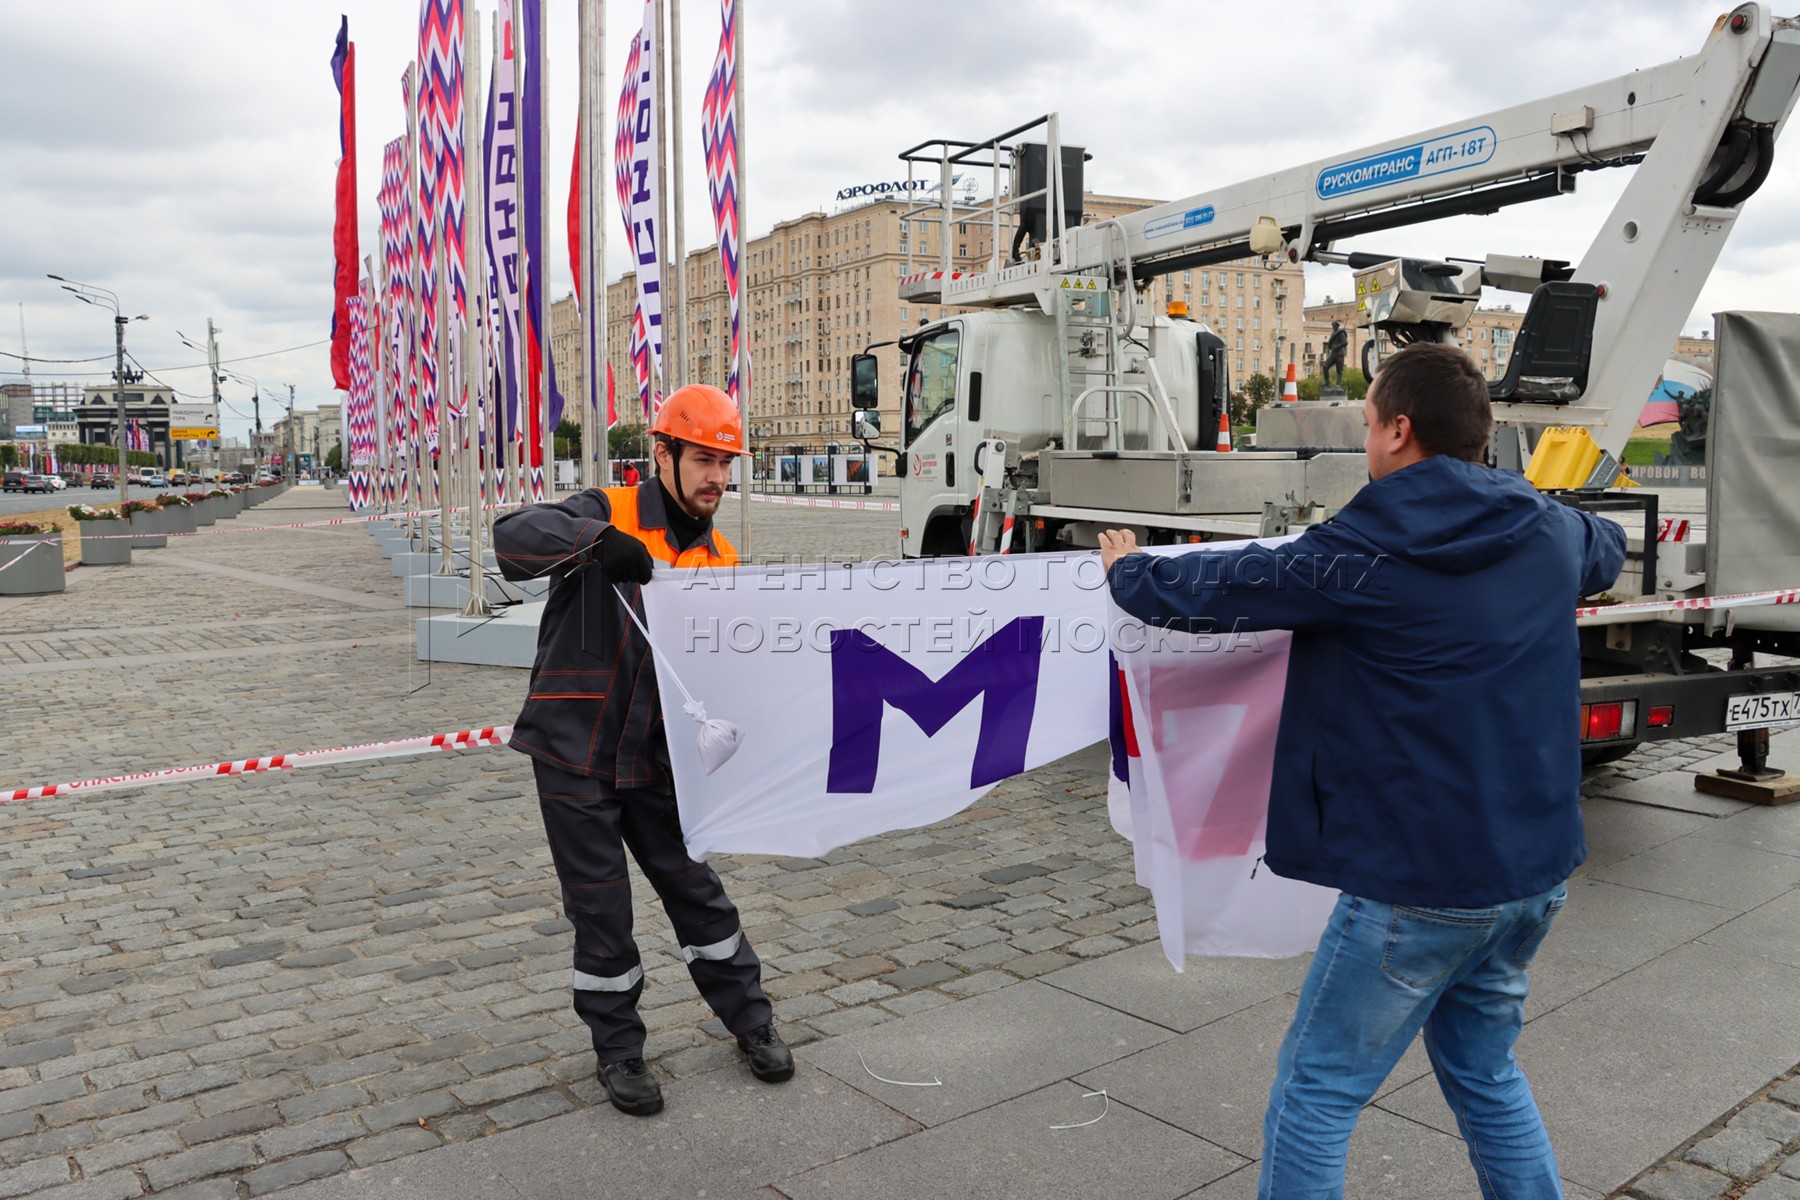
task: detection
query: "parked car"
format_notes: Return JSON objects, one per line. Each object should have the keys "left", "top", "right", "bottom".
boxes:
{"left": 140, "top": 472, "right": 168, "bottom": 489}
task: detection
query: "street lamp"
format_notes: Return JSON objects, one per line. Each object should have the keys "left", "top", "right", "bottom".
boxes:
{"left": 217, "top": 368, "right": 268, "bottom": 481}
{"left": 49, "top": 275, "right": 147, "bottom": 506}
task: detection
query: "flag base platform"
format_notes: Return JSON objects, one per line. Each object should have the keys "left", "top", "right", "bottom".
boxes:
{"left": 415, "top": 600, "right": 542, "bottom": 667}
{"left": 405, "top": 571, "right": 548, "bottom": 609}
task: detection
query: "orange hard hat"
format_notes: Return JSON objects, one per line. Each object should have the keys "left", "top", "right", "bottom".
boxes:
{"left": 651, "top": 384, "right": 750, "bottom": 456}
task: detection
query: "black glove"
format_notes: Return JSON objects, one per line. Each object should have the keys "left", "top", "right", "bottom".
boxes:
{"left": 591, "top": 524, "right": 655, "bottom": 584}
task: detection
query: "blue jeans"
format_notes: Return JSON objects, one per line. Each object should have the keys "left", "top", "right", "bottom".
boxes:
{"left": 1259, "top": 884, "right": 1568, "bottom": 1200}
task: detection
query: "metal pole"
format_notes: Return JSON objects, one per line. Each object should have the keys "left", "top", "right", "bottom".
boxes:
{"left": 655, "top": 0, "right": 673, "bottom": 398}
{"left": 286, "top": 385, "right": 296, "bottom": 483}
{"left": 252, "top": 392, "right": 262, "bottom": 482}
{"left": 736, "top": 0, "right": 750, "bottom": 553}
{"left": 462, "top": 13, "right": 492, "bottom": 616}
{"left": 437, "top": 255, "right": 455, "bottom": 574}
{"left": 206, "top": 318, "right": 222, "bottom": 485}
{"left": 667, "top": 0, "right": 688, "bottom": 395}
{"left": 114, "top": 317, "right": 128, "bottom": 506}
{"left": 537, "top": 19, "right": 553, "bottom": 495}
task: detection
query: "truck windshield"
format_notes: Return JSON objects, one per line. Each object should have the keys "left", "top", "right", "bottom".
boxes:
{"left": 903, "top": 328, "right": 959, "bottom": 446}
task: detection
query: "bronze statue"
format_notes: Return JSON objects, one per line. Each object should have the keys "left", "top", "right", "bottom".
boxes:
{"left": 1322, "top": 321, "right": 1349, "bottom": 387}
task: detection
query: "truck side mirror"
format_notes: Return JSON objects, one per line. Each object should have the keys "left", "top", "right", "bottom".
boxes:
{"left": 850, "top": 353, "right": 879, "bottom": 409}
{"left": 851, "top": 410, "right": 881, "bottom": 441}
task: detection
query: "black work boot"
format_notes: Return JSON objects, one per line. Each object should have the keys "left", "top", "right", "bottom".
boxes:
{"left": 736, "top": 1022, "right": 794, "bottom": 1083}
{"left": 597, "top": 1057, "right": 664, "bottom": 1116}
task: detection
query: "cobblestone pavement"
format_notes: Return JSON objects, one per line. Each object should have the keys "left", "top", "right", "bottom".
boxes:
{"left": 0, "top": 485, "right": 1794, "bottom": 1199}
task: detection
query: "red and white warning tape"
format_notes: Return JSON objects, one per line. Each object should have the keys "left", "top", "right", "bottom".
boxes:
{"left": 3, "top": 725, "right": 512, "bottom": 805}
{"left": 1576, "top": 587, "right": 1800, "bottom": 625}
{"left": 0, "top": 538, "right": 62, "bottom": 575}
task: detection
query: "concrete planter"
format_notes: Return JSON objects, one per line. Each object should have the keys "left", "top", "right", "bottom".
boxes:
{"left": 190, "top": 500, "right": 217, "bottom": 527}
{"left": 0, "top": 534, "right": 66, "bottom": 595}
{"left": 127, "top": 511, "right": 167, "bottom": 548}
{"left": 77, "top": 524, "right": 132, "bottom": 566}
{"left": 157, "top": 505, "right": 198, "bottom": 536}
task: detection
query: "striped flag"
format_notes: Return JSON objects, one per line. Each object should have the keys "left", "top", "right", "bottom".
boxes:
{"left": 483, "top": 0, "right": 523, "bottom": 453}
{"left": 614, "top": 18, "right": 655, "bottom": 416}
{"left": 699, "top": 0, "right": 742, "bottom": 404}
{"left": 346, "top": 287, "right": 374, "bottom": 508}
{"left": 419, "top": 0, "right": 467, "bottom": 421}
{"left": 400, "top": 67, "right": 422, "bottom": 502}
{"left": 615, "top": 0, "right": 664, "bottom": 412}
{"left": 379, "top": 136, "right": 407, "bottom": 505}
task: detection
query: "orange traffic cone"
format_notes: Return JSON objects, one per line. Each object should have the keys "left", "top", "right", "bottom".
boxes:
{"left": 1215, "top": 411, "right": 1233, "bottom": 452}
{"left": 1281, "top": 362, "right": 1299, "bottom": 404}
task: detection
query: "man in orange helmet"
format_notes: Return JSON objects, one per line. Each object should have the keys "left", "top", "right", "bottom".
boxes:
{"left": 494, "top": 384, "right": 790, "bottom": 1117}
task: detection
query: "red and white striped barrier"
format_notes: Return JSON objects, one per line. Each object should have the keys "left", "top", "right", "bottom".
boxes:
{"left": 4, "top": 725, "right": 512, "bottom": 805}
{"left": 1576, "top": 587, "right": 1800, "bottom": 626}
{"left": 1656, "top": 518, "right": 1691, "bottom": 543}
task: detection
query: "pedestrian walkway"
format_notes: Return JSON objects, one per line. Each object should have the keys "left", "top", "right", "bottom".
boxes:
{"left": 0, "top": 487, "right": 1796, "bottom": 1199}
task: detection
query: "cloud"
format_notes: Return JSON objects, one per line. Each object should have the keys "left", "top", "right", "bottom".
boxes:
{"left": 0, "top": 0, "right": 1785, "bottom": 444}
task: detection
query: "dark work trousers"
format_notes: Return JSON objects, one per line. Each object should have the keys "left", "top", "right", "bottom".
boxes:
{"left": 531, "top": 760, "right": 772, "bottom": 1064}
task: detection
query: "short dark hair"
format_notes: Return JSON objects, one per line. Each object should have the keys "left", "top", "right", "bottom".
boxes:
{"left": 1369, "top": 342, "right": 1493, "bottom": 461}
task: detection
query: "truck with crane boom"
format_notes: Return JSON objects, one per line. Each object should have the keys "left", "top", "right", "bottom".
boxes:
{"left": 848, "top": 4, "right": 1800, "bottom": 784}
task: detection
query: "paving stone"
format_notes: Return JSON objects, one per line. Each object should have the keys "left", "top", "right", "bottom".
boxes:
{"left": 345, "top": 1125, "right": 443, "bottom": 1168}
{"left": 845, "top": 899, "right": 898, "bottom": 917}
{"left": 1771, "top": 1078, "right": 1800, "bottom": 1108}
{"left": 1687, "top": 1126, "right": 1784, "bottom": 1177}
{"left": 881, "top": 962, "right": 961, "bottom": 991}
{"left": 253, "top": 1113, "right": 364, "bottom": 1160}
{"left": 359, "top": 1091, "right": 457, "bottom": 1134}
{"left": 76, "top": 1130, "right": 181, "bottom": 1176}
{"left": 278, "top": 948, "right": 354, "bottom": 969}
{"left": 0, "top": 1076, "right": 85, "bottom": 1115}
{"left": 1632, "top": 1162, "right": 1735, "bottom": 1200}
{"left": 1067, "top": 934, "right": 1129, "bottom": 958}
{"left": 177, "top": 1104, "right": 281, "bottom": 1145}
{"left": 0, "top": 1158, "right": 72, "bottom": 1198}
{"left": 1732, "top": 1100, "right": 1800, "bottom": 1145}
{"left": 448, "top": 1066, "right": 549, "bottom": 1107}
{"left": 136, "top": 1182, "right": 236, "bottom": 1200}
{"left": 142, "top": 1141, "right": 258, "bottom": 1192}
{"left": 1783, "top": 1147, "right": 1800, "bottom": 1179}
{"left": 486, "top": 1089, "right": 576, "bottom": 1129}
{"left": 1744, "top": 1175, "right": 1800, "bottom": 1200}
{"left": 275, "top": 1083, "right": 368, "bottom": 1123}
{"left": 941, "top": 890, "right": 1005, "bottom": 909}
{"left": 207, "top": 942, "right": 285, "bottom": 969}
{"left": 32, "top": 1170, "right": 144, "bottom": 1200}
{"left": 242, "top": 1149, "right": 349, "bottom": 1196}
{"left": 823, "top": 955, "right": 894, "bottom": 982}
{"left": 979, "top": 863, "right": 1052, "bottom": 885}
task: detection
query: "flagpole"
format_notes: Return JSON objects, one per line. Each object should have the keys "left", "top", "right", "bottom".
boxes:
{"left": 579, "top": 0, "right": 595, "bottom": 490}
{"left": 667, "top": 0, "right": 687, "bottom": 395}
{"left": 654, "top": 0, "right": 672, "bottom": 397}
{"left": 491, "top": 9, "right": 517, "bottom": 511}
{"left": 463, "top": 11, "right": 492, "bottom": 616}
{"left": 736, "top": 0, "right": 750, "bottom": 553}
{"left": 537, "top": 18, "right": 553, "bottom": 498}
{"left": 436, "top": 253, "right": 455, "bottom": 576}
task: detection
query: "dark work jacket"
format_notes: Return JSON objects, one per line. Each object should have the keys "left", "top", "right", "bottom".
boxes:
{"left": 493, "top": 480, "right": 735, "bottom": 787}
{"left": 1109, "top": 456, "right": 1627, "bottom": 907}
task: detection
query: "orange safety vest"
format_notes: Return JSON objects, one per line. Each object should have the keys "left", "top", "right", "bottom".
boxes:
{"left": 603, "top": 483, "right": 738, "bottom": 568}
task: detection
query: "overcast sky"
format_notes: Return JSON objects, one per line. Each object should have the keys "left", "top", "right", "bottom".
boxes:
{"left": 2, "top": 0, "right": 1795, "bottom": 444}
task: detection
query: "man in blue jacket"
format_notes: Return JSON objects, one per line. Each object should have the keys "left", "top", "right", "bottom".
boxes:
{"left": 1103, "top": 343, "right": 1625, "bottom": 1200}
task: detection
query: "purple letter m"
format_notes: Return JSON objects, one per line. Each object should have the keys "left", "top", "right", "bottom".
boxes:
{"left": 826, "top": 616, "right": 1046, "bottom": 794}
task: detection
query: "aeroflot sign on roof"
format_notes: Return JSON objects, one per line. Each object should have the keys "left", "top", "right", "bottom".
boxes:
{"left": 835, "top": 174, "right": 969, "bottom": 203}
{"left": 836, "top": 180, "right": 931, "bottom": 201}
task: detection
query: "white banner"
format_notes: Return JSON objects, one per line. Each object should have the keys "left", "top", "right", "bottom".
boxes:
{"left": 639, "top": 547, "right": 1332, "bottom": 964}
{"left": 641, "top": 553, "right": 1113, "bottom": 858}
{"left": 1106, "top": 543, "right": 1335, "bottom": 967}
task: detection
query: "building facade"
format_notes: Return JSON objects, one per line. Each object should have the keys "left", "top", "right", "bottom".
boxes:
{"left": 78, "top": 382, "right": 185, "bottom": 470}
{"left": 551, "top": 192, "right": 1304, "bottom": 458}
{"left": 1301, "top": 299, "right": 1718, "bottom": 390}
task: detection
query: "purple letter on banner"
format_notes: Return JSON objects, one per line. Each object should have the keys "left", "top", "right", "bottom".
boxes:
{"left": 826, "top": 617, "right": 1046, "bottom": 794}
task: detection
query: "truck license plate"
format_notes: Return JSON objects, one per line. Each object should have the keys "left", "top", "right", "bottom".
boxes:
{"left": 1725, "top": 691, "right": 1800, "bottom": 732}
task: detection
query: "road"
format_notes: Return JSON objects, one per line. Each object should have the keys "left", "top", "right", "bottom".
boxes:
{"left": 0, "top": 482, "right": 176, "bottom": 519}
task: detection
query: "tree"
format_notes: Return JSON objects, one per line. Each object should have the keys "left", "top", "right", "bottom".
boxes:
{"left": 609, "top": 421, "right": 648, "bottom": 462}
{"left": 0, "top": 444, "right": 14, "bottom": 468}
{"left": 554, "top": 418, "right": 582, "bottom": 452}
{"left": 1298, "top": 369, "right": 1369, "bottom": 403}
{"left": 1231, "top": 372, "right": 1277, "bottom": 426}
{"left": 325, "top": 444, "right": 343, "bottom": 473}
